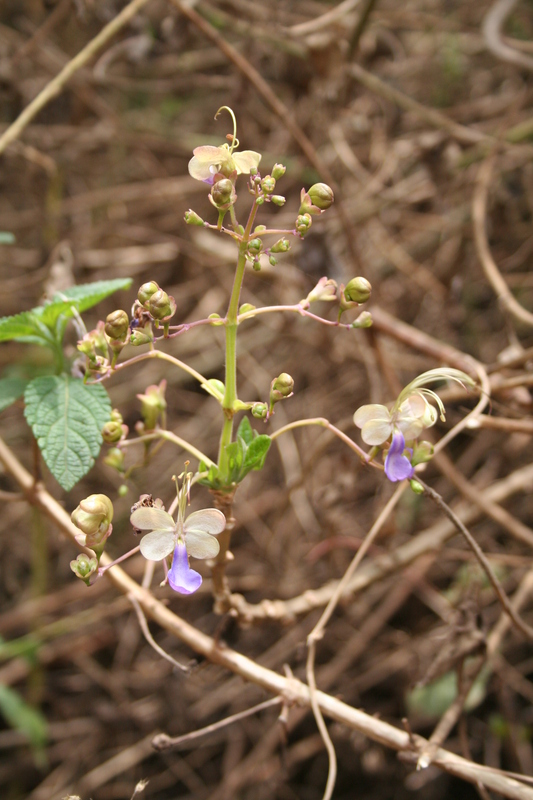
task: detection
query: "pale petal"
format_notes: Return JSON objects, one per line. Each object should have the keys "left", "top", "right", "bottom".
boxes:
{"left": 188, "top": 156, "right": 217, "bottom": 182}
{"left": 353, "top": 404, "right": 390, "bottom": 428}
{"left": 191, "top": 145, "right": 226, "bottom": 164}
{"left": 139, "top": 529, "right": 175, "bottom": 561}
{"left": 186, "top": 530, "right": 220, "bottom": 559}
{"left": 184, "top": 508, "right": 226, "bottom": 536}
{"left": 232, "top": 150, "right": 261, "bottom": 175}
{"left": 361, "top": 419, "right": 393, "bottom": 445}
{"left": 130, "top": 507, "right": 175, "bottom": 533}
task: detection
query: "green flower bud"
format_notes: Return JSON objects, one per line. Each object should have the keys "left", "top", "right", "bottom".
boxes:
{"left": 248, "top": 238, "right": 262, "bottom": 254}
{"left": 344, "top": 277, "right": 372, "bottom": 304}
{"left": 269, "top": 255, "right": 277, "bottom": 266}
{"left": 104, "top": 447, "right": 125, "bottom": 472}
{"left": 137, "top": 379, "right": 167, "bottom": 430}
{"left": 269, "top": 373, "right": 294, "bottom": 415}
{"left": 130, "top": 328, "right": 153, "bottom": 346}
{"left": 208, "top": 313, "right": 225, "bottom": 327}
{"left": 184, "top": 209, "right": 205, "bottom": 226}
{"left": 296, "top": 213, "right": 312, "bottom": 235}
{"left": 70, "top": 553, "right": 98, "bottom": 584}
{"left": 261, "top": 175, "right": 276, "bottom": 194}
{"left": 270, "top": 238, "right": 290, "bottom": 254}
{"left": 410, "top": 479, "right": 424, "bottom": 495}
{"left": 147, "top": 289, "right": 173, "bottom": 321}
{"left": 411, "top": 440, "right": 434, "bottom": 467}
{"left": 254, "top": 225, "right": 267, "bottom": 234}
{"left": 308, "top": 182, "right": 334, "bottom": 210}
{"left": 102, "top": 420, "right": 124, "bottom": 444}
{"left": 272, "top": 373, "right": 294, "bottom": 397}
{"left": 351, "top": 311, "right": 373, "bottom": 329}
{"left": 272, "top": 163, "right": 286, "bottom": 180}
{"left": 211, "top": 178, "right": 234, "bottom": 208}
{"left": 253, "top": 260, "right": 262, "bottom": 271}
{"left": 72, "top": 494, "right": 113, "bottom": 548}
{"left": 255, "top": 195, "right": 265, "bottom": 206}
{"left": 251, "top": 402, "right": 268, "bottom": 419}
{"left": 138, "top": 281, "right": 159, "bottom": 306}
{"left": 105, "top": 310, "right": 129, "bottom": 342}
{"left": 271, "top": 195, "right": 286, "bottom": 207}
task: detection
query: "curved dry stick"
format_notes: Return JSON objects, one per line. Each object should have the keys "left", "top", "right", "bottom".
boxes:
{"left": 0, "top": 0, "right": 153, "bottom": 156}
{"left": 482, "top": 0, "right": 533, "bottom": 72}
{"left": 473, "top": 157, "right": 533, "bottom": 328}
{"left": 288, "top": 0, "right": 362, "bottom": 36}
{"left": 1, "top": 437, "right": 533, "bottom": 799}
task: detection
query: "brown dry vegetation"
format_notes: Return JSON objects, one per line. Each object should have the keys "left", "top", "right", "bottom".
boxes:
{"left": 1, "top": 1, "right": 533, "bottom": 799}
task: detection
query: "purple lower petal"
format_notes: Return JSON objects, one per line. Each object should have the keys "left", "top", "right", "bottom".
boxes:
{"left": 168, "top": 541, "right": 202, "bottom": 595}
{"left": 385, "top": 432, "right": 415, "bottom": 482}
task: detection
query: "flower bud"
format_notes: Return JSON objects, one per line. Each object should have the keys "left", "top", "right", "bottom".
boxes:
{"left": 137, "top": 379, "right": 167, "bottom": 430}
{"left": 248, "top": 238, "right": 262, "bottom": 254}
{"left": 261, "top": 175, "right": 276, "bottom": 194}
{"left": 344, "top": 277, "right": 372, "bottom": 305}
{"left": 211, "top": 178, "right": 234, "bottom": 207}
{"left": 105, "top": 310, "right": 129, "bottom": 342}
{"left": 308, "top": 182, "right": 334, "bottom": 210}
{"left": 268, "top": 256, "right": 277, "bottom": 267}
{"left": 251, "top": 402, "right": 268, "bottom": 419}
{"left": 130, "top": 328, "right": 153, "bottom": 346}
{"left": 270, "top": 238, "right": 290, "bottom": 254}
{"left": 239, "top": 303, "right": 256, "bottom": 315}
{"left": 184, "top": 209, "right": 204, "bottom": 226}
{"left": 305, "top": 277, "right": 338, "bottom": 305}
{"left": 72, "top": 494, "right": 114, "bottom": 547}
{"left": 272, "top": 163, "right": 286, "bottom": 180}
{"left": 102, "top": 419, "right": 125, "bottom": 443}
{"left": 351, "top": 311, "right": 373, "bottom": 329}
{"left": 296, "top": 213, "right": 312, "bottom": 235}
{"left": 269, "top": 373, "right": 294, "bottom": 415}
{"left": 70, "top": 553, "right": 98, "bottom": 584}
{"left": 208, "top": 313, "right": 224, "bottom": 326}
{"left": 273, "top": 373, "right": 294, "bottom": 397}
{"left": 409, "top": 479, "right": 425, "bottom": 495}
{"left": 271, "top": 195, "right": 286, "bottom": 207}
{"left": 411, "top": 440, "right": 434, "bottom": 467}
{"left": 254, "top": 225, "right": 267, "bottom": 234}
{"left": 147, "top": 289, "right": 174, "bottom": 321}
{"left": 104, "top": 447, "right": 125, "bottom": 472}
{"left": 138, "top": 281, "right": 159, "bottom": 306}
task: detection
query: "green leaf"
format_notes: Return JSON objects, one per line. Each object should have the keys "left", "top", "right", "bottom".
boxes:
{"left": 237, "top": 415, "right": 254, "bottom": 446}
{"left": 0, "top": 311, "right": 49, "bottom": 344}
{"left": 35, "top": 299, "right": 81, "bottom": 330}
{"left": 0, "top": 684, "right": 48, "bottom": 752}
{"left": 51, "top": 278, "right": 132, "bottom": 314}
{"left": 0, "top": 231, "right": 15, "bottom": 245}
{"left": 242, "top": 435, "right": 271, "bottom": 475}
{"left": 0, "top": 377, "right": 28, "bottom": 412}
{"left": 24, "top": 376, "right": 112, "bottom": 490}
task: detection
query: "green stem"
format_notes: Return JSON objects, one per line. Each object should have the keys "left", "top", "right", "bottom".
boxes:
{"left": 217, "top": 198, "right": 259, "bottom": 474}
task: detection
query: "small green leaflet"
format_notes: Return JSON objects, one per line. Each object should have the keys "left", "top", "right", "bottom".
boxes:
{"left": 0, "top": 377, "right": 28, "bottom": 412}
{"left": 198, "top": 416, "right": 271, "bottom": 489}
{"left": 0, "top": 278, "right": 132, "bottom": 344}
{"left": 24, "top": 376, "right": 112, "bottom": 490}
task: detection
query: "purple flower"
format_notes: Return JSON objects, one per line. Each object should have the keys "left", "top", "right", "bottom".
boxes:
{"left": 384, "top": 432, "right": 415, "bottom": 482}
{"left": 168, "top": 541, "right": 203, "bottom": 595}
